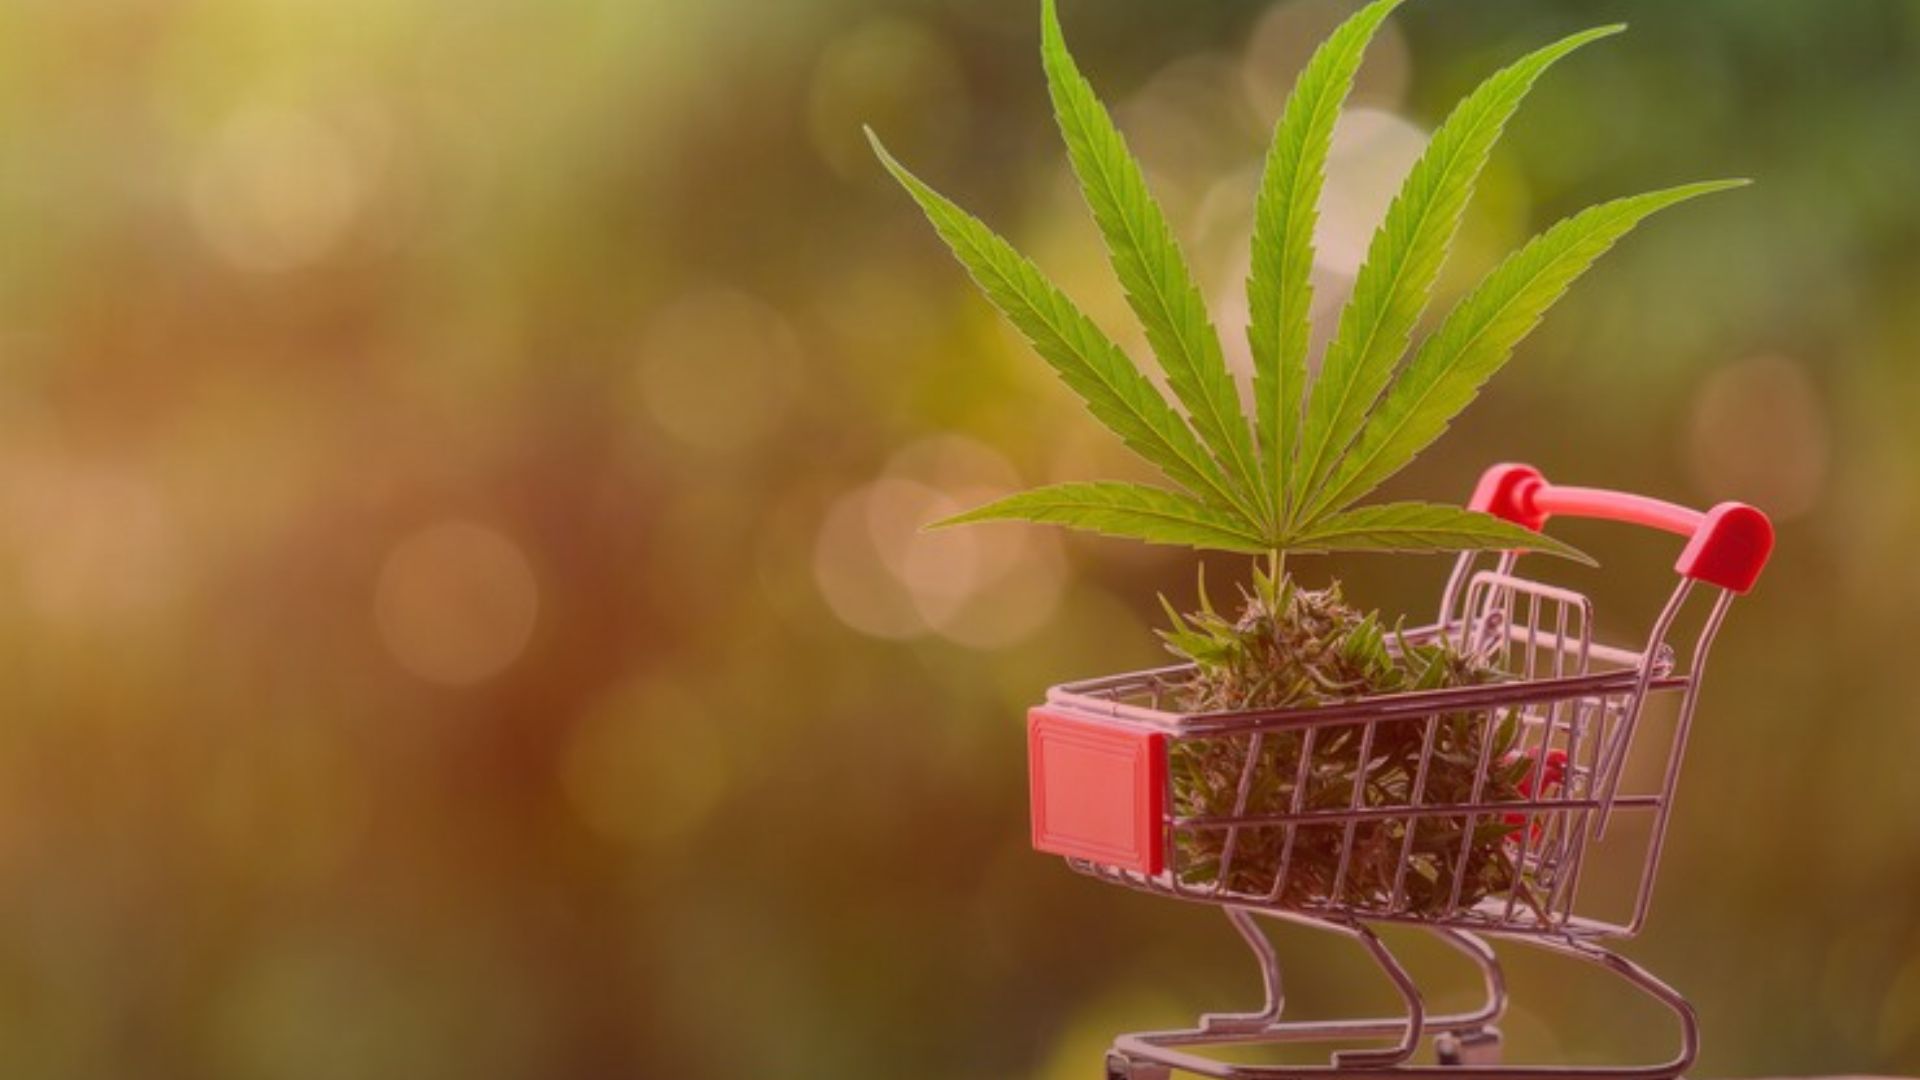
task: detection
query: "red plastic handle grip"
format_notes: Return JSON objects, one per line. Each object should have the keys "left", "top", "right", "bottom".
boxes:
{"left": 1469, "top": 463, "right": 1774, "bottom": 593}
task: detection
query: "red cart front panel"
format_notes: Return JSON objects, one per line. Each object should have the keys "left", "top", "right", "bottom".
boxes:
{"left": 1028, "top": 707, "right": 1165, "bottom": 875}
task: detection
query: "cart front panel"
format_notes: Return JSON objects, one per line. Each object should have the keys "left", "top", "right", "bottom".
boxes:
{"left": 1028, "top": 708, "right": 1165, "bottom": 875}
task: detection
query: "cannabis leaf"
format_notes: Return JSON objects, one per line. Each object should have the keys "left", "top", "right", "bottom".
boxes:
{"left": 1249, "top": 0, "right": 1405, "bottom": 527}
{"left": 1285, "top": 502, "right": 1593, "bottom": 563}
{"left": 1300, "top": 180, "right": 1749, "bottom": 520}
{"left": 871, "top": 0, "right": 1743, "bottom": 571}
{"left": 867, "top": 130, "right": 1251, "bottom": 515}
{"left": 932, "top": 482, "right": 1271, "bottom": 554}
{"left": 1287, "top": 24, "right": 1623, "bottom": 525}
{"left": 1040, "top": 0, "right": 1267, "bottom": 527}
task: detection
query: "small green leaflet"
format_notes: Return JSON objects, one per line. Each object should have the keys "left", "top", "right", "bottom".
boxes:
{"left": 1248, "top": 0, "right": 1405, "bottom": 526}
{"left": 1301, "top": 179, "right": 1748, "bottom": 520}
{"left": 1285, "top": 502, "right": 1594, "bottom": 564}
{"left": 930, "top": 482, "right": 1272, "bottom": 554}
{"left": 1288, "top": 25, "right": 1623, "bottom": 527}
{"left": 1040, "top": 0, "right": 1268, "bottom": 529}
{"left": 867, "top": 129, "right": 1251, "bottom": 518}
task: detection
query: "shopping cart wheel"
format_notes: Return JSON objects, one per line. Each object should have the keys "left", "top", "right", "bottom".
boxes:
{"left": 1103, "top": 1051, "right": 1171, "bottom": 1080}
{"left": 1435, "top": 1025, "right": 1502, "bottom": 1066}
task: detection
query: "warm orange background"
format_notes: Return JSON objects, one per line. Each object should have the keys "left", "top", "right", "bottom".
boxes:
{"left": 0, "top": 0, "right": 1910, "bottom": 1077}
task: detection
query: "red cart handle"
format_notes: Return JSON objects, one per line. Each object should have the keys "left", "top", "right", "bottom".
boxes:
{"left": 1469, "top": 463, "right": 1773, "bottom": 594}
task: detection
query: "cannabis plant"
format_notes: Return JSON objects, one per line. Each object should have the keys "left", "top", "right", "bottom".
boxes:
{"left": 1157, "top": 567, "right": 1543, "bottom": 912}
{"left": 870, "top": 0, "right": 1739, "bottom": 911}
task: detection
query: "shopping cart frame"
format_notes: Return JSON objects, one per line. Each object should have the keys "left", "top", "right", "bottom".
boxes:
{"left": 1025, "top": 464, "right": 1774, "bottom": 1079}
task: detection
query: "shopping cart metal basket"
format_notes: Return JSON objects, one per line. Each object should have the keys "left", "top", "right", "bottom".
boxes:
{"left": 1025, "top": 464, "right": 1774, "bottom": 1079}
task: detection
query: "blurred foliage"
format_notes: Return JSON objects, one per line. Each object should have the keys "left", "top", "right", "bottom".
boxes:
{"left": 0, "top": 0, "right": 1914, "bottom": 1078}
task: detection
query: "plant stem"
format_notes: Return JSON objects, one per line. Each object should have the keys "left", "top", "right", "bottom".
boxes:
{"left": 1266, "top": 548, "right": 1286, "bottom": 585}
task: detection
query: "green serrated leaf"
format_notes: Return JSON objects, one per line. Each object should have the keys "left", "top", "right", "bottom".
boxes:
{"left": 867, "top": 130, "right": 1261, "bottom": 528}
{"left": 1041, "top": 0, "right": 1267, "bottom": 529}
{"left": 1299, "top": 179, "right": 1747, "bottom": 521}
{"left": 930, "top": 481, "right": 1272, "bottom": 554}
{"left": 1284, "top": 502, "right": 1594, "bottom": 563}
{"left": 1289, "top": 25, "right": 1624, "bottom": 526}
{"left": 1248, "top": 0, "right": 1406, "bottom": 525}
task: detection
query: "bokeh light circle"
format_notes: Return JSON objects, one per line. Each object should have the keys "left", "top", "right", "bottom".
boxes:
{"left": 1243, "top": 0, "right": 1411, "bottom": 119}
{"left": 635, "top": 289, "right": 804, "bottom": 455}
{"left": 1684, "top": 354, "right": 1829, "bottom": 521}
{"left": 1117, "top": 54, "right": 1251, "bottom": 209}
{"left": 812, "top": 483, "right": 934, "bottom": 640}
{"left": 374, "top": 521, "right": 540, "bottom": 686}
{"left": 560, "top": 677, "right": 729, "bottom": 851}
{"left": 1316, "top": 108, "right": 1428, "bottom": 277}
{"left": 0, "top": 454, "right": 186, "bottom": 630}
{"left": 812, "top": 436, "right": 1068, "bottom": 647}
{"left": 188, "top": 107, "right": 367, "bottom": 272}
{"left": 808, "top": 17, "right": 968, "bottom": 182}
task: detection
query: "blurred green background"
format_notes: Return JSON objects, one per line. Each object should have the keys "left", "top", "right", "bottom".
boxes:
{"left": 0, "top": 0, "right": 1912, "bottom": 1077}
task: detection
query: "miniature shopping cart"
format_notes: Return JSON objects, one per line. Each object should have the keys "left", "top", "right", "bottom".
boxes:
{"left": 1026, "top": 464, "right": 1774, "bottom": 1080}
